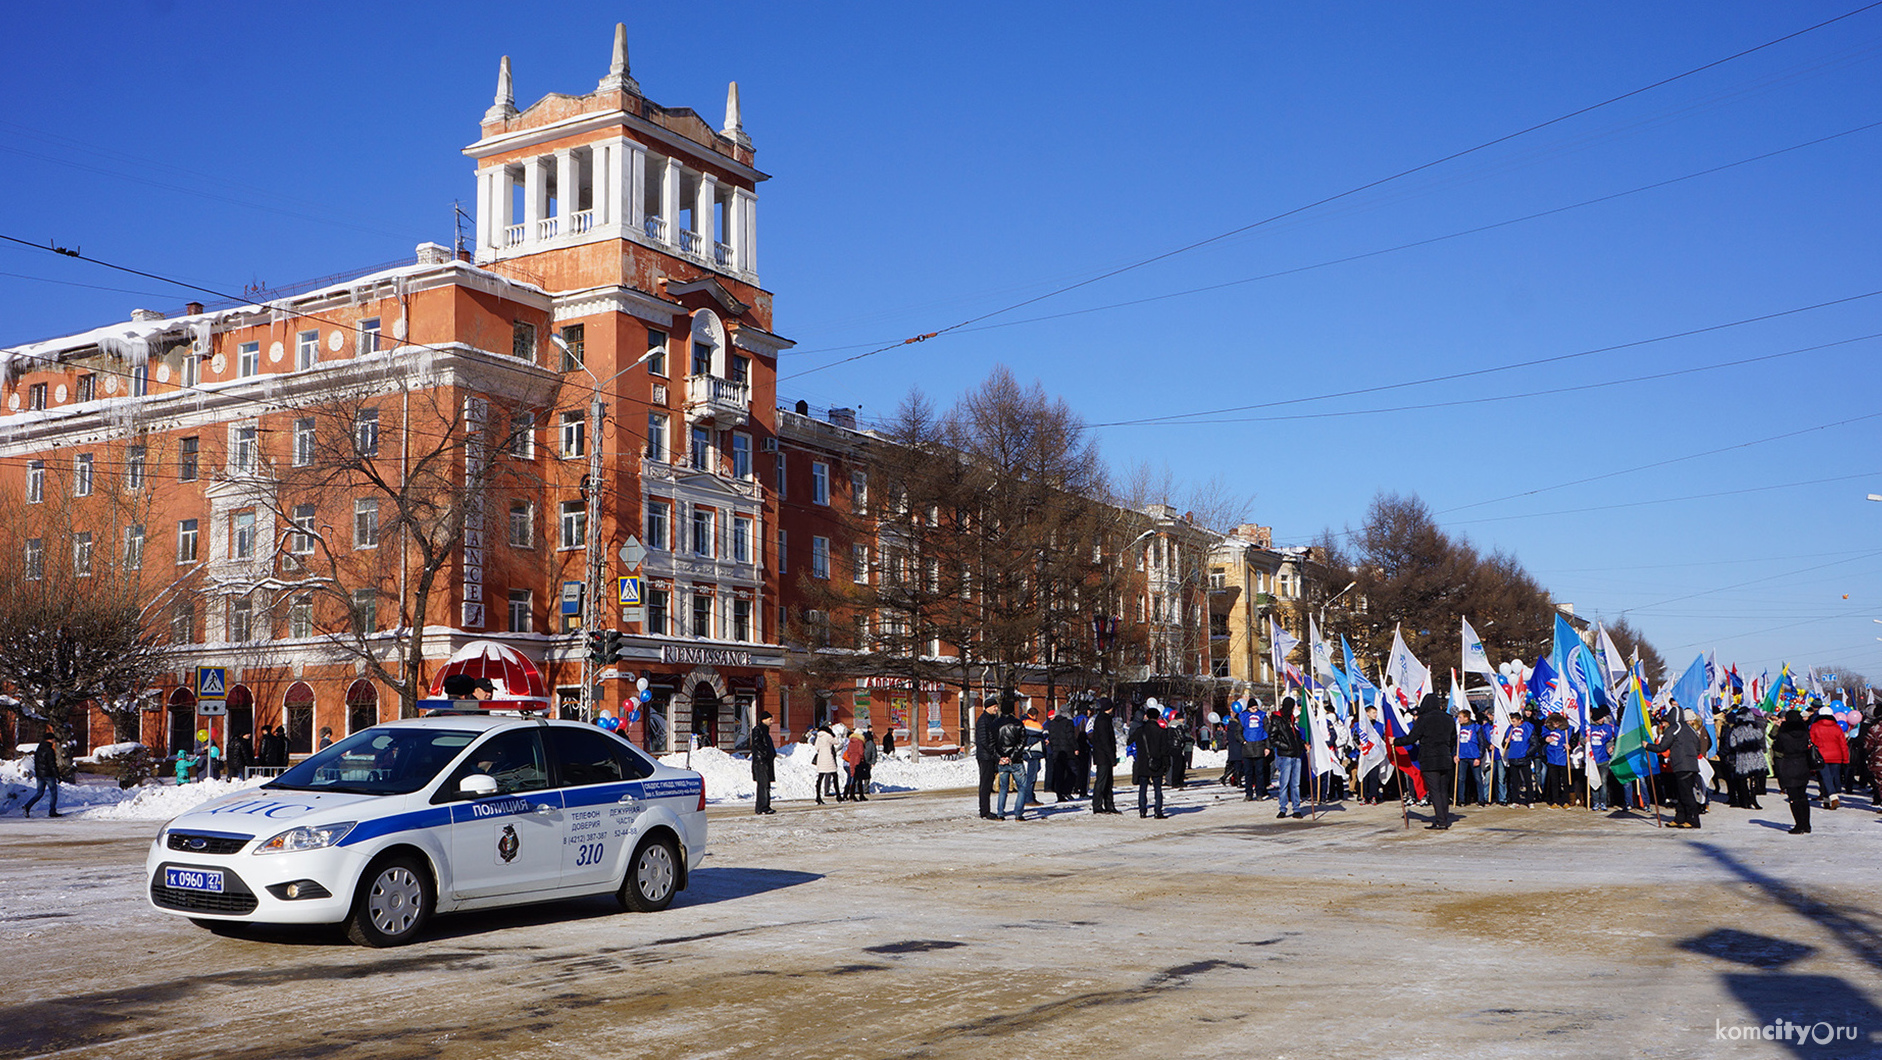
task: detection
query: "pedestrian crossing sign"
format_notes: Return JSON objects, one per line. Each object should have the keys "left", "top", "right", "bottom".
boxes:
{"left": 617, "top": 575, "right": 642, "bottom": 605}
{"left": 197, "top": 667, "right": 227, "bottom": 697}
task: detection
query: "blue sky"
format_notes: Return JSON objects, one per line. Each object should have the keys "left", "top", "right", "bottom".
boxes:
{"left": 4, "top": 2, "right": 1880, "bottom": 680}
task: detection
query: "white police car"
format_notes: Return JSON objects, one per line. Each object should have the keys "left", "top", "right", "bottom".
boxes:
{"left": 146, "top": 714, "right": 707, "bottom": 946}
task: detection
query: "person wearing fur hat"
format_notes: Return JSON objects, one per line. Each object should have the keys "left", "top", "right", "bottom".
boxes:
{"left": 1809, "top": 705, "right": 1850, "bottom": 809}
{"left": 1647, "top": 701, "right": 1711, "bottom": 829}
{"left": 1395, "top": 693, "right": 1459, "bottom": 829}
{"left": 1771, "top": 709, "right": 1816, "bottom": 834}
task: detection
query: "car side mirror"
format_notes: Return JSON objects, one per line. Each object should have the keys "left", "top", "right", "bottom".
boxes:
{"left": 459, "top": 774, "right": 498, "bottom": 798}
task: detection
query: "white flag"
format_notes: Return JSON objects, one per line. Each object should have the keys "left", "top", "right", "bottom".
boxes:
{"left": 1386, "top": 626, "right": 1430, "bottom": 700}
{"left": 1309, "top": 618, "right": 1335, "bottom": 680}
{"left": 1596, "top": 625, "right": 1628, "bottom": 684}
{"left": 1461, "top": 617, "right": 1495, "bottom": 677}
{"left": 1355, "top": 702, "right": 1391, "bottom": 780}
{"left": 1306, "top": 697, "right": 1338, "bottom": 776}
{"left": 1270, "top": 618, "right": 1300, "bottom": 680}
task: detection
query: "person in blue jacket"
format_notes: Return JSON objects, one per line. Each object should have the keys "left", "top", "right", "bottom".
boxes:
{"left": 1540, "top": 713, "right": 1575, "bottom": 807}
{"left": 1586, "top": 706, "right": 1618, "bottom": 811}
{"left": 1456, "top": 711, "right": 1485, "bottom": 806}
{"left": 1503, "top": 708, "right": 1538, "bottom": 806}
{"left": 1241, "top": 701, "right": 1271, "bottom": 801}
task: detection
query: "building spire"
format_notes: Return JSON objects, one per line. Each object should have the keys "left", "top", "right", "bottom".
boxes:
{"left": 484, "top": 55, "right": 518, "bottom": 123}
{"left": 722, "top": 81, "right": 751, "bottom": 148}
{"left": 597, "top": 23, "right": 641, "bottom": 96}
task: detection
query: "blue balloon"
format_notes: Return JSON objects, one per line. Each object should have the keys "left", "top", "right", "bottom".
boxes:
{"left": 639, "top": 689, "right": 653, "bottom": 703}
{"left": 628, "top": 710, "right": 641, "bottom": 722}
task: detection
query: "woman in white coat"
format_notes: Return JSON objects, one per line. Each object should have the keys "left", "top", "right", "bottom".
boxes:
{"left": 812, "top": 724, "right": 841, "bottom": 804}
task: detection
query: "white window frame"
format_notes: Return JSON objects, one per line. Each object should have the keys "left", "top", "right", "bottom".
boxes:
{"left": 647, "top": 412, "right": 668, "bottom": 462}
{"left": 559, "top": 411, "right": 585, "bottom": 459}
{"left": 232, "top": 425, "right": 258, "bottom": 474}
{"left": 811, "top": 535, "right": 830, "bottom": 579}
{"left": 508, "top": 501, "right": 533, "bottom": 548}
{"left": 25, "top": 537, "right": 44, "bottom": 581}
{"left": 177, "top": 518, "right": 199, "bottom": 563}
{"left": 74, "top": 453, "right": 93, "bottom": 497}
{"left": 26, "top": 460, "right": 44, "bottom": 503}
{"left": 73, "top": 531, "right": 92, "bottom": 577}
{"left": 290, "top": 595, "right": 314, "bottom": 639}
{"left": 297, "top": 330, "right": 320, "bottom": 370}
{"left": 293, "top": 418, "right": 315, "bottom": 466}
{"left": 647, "top": 500, "right": 670, "bottom": 551}
{"left": 731, "top": 432, "right": 751, "bottom": 480}
{"left": 126, "top": 445, "right": 147, "bottom": 491}
{"left": 124, "top": 524, "right": 145, "bottom": 570}
{"left": 290, "top": 504, "right": 316, "bottom": 554}
{"left": 239, "top": 341, "right": 261, "bottom": 377}
{"left": 233, "top": 510, "right": 256, "bottom": 559}
{"left": 353, "top": 497, "right": 379, "bottom": 549}
{"left": 732, "top": 515, "right": 752, "bottom": 564}
{"left": 851, "top": 470, "right": 868, "bottom": 513}
{"left": 355, "top": 409, "right": 379, "bottom": 458}
{"left": 559, "top": 500, "right": 586, "bottom": 550}
{"left": 358, "top": 318, "right": 382, "bottom": 355}
{"left": 508, "top": 589, "right": 533, "bottom": 633}
{"left": 852, "top": 543, "right": 869, "bottom": 584}
{"left": 691, "top": 508, "right": 714, "bottom": 557}
{"left": 812, "top": 461, "right": 830, "bottom": 505}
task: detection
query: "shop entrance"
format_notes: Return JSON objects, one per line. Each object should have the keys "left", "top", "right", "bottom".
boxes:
{"left": 689, "top": 682, "right": 720, "bottom": 748}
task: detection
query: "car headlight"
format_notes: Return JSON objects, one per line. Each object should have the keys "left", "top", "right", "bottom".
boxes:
{"left": 254, "top": 822, "right": 356, "bottom": 854}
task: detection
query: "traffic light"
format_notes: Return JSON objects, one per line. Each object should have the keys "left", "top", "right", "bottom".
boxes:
{"left": 588, "top": 628, "right": 623, "bottom": 664}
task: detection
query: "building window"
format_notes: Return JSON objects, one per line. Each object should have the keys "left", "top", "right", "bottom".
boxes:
{"left": 512, "top": 321, "right": 537, "bottom": 362}
{"left": 126, "top": 446, "right": 147, "bottom": 491}
{"left": 812, "top": 462, "right": 829, "bottom": 505}
{"left": 732, "top": 515, "right": 752, "bottom": 564}
{"left": 508, "top": 501, "right": 533, "bottom": 548}
{"left": 177, "top": 518, "right": 199, "bottom": 562}
{"left": 297, "top": 330, "right": 319, "bottom": 370}
{"left": 354, "top": 498, "right": 379, "bottom": 549}
{"left": 351, "top": 589, "right": 377, "bottom": 635}
{"left": 732, "top": 598, "right": 751, "bottom": 642}
{"left": 230, "top": 598, "right": 255, "bottom": 642}
{"left": 178, "top": 437, "right": 199, "bottom": 482}
{"left": 691, "top": 592, "right": 712, "bottom": 638}
{"left": 232, "top": 425, "right": 258, "bottom": 473}
{"left": 74, "top": 454, "right": 93, "bottom": 497}
{"left": 132, "top": 364, "right": 148, "bottom": 397}
{"left": 559, "top": 500, "right": 585, "bottom": 550}
{"left": 775, "top": 451, "right": 786, "bottom": 498}
{"left": 27, "top": 382, "right": 47, "bottom": 410}
{"left": 358, "top": 317, "right": 382, "bottom": 355}
{"left": 558, "top": 323, "right": 584, "bottom": 372}
{"left": 172, "top": 602, "right": 196, "bottom": 644}
{"left": 853, "top": 543, "right": 869, "bottom": 584}
{"left": 646, "top": 412, "right": 668, "bottom": 461}
{"left": 181, "top": 348, "right": 198, "bottom": 388}
{"left": 508, "top": 589, "right": 532, "bottom": 633}
{"left": 72, "top": 531, "right": 92, "bottom": 576}
{"left": 75, "top": 374, "right": 95, "bottom": 402}
{"left": 559, "top": 411, "right": 585, "bottom": 458}
{"left": 124, "top": 524, "right": 144, "bottom": 570}
{"left": 691, "top": 508, "right": 714, "bottom": 556}
{"left": 728, "top": 354, "right": 749, "bottom": 386}
{"left": 777, "top": 528, "right": 787, "bottom": 573}
{"left": 291, "top": 504, "right": 316, "bottom": 554}
{"left": 355, "top": 409, "right": 379, "bottom": 458}
{"left": 646, "top": 500, "right": 670, "bottom": 551}
{"left": 646, "top": 329, "right": 667, "bottom": 377}
{"left": 293, "top": 418, "right": 315, "bottom": 466}
{"left": 851, "top": 471, "right": 868, "bottom": 513}
{"left": 24, "top": 538, "right": 43, "bottom": 581}
{"left": 811, "top": 536, "right": 830, "bottom": 579}
{"left": 647, "top": 588, "right": 668, "bottom": 636}
{"left": 507, "top": 412, "right": 535, "bottom": 459}
{"left": 26, "top": 460, "right": 43, "bottom": 503}
{"left": 731, "top": 433, "right": 751, "bottom": 480}
{"left": 239, "top": 341, "right": 260, "bottom": 377}
{"left": 691, "top": 339, "right": 711, "bottom": 377}
{"left": 689, "top": 426, "right": 710, "bottom": 471}
{"left": 233, "top": 510, "right": 256, "bottom": 559}
{"left": 289, "top": 595, "right": 313, "bottom": 639}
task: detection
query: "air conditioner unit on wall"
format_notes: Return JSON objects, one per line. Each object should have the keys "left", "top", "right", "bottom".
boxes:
{"left": 759, "top": 437, "right": 778, "bottom": 453}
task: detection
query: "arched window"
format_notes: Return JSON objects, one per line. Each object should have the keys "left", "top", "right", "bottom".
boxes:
{"left": 167, "top": 688, "right": 197, "bottom": 754}
{"left": 346, "top": 680, "right": 379, "bottom": 734}
{"left": 283, "top": 682, "right": 315, "bottom": 755}
{"left": 689, "top": 310, "right": 724, "bottom": 377}
{"left": 226, "top": 684, "right": 255, "bottom": 746}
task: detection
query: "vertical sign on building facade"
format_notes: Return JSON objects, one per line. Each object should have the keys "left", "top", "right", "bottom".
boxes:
{"left": 461, "top": 397, "right": 486, "bottom": 627}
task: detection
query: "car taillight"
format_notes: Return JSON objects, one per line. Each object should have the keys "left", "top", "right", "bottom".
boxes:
{"left": 697, "top": 786, "right": 707, "bottom": 812}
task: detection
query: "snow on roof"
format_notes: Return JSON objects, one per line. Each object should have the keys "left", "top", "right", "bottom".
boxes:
{"left": 1, "top": 258, "right": 549, "bottom": 377}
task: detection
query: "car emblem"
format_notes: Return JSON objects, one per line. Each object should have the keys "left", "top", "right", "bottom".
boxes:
{"left": 498, "top": 824, "right": 520, "bottom": 863}
{"left": 187, "top": 838, "right": 207, "bottom": 851}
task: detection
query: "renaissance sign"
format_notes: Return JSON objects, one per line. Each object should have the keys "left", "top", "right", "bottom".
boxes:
{"left": 660, "top": 644, "right": 753, "bottom": 668}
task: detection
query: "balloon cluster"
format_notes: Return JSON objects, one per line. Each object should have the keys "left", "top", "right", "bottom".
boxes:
{"left": 595, "top": 709, "right": 621, "bottom": 732}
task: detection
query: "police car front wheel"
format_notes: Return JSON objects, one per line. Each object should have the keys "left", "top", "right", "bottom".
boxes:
{"left": 346, "top": 854, "right": 433, "bottom": 947}
{"left": 619, "top": 835, "right": 678, "bottom": 913}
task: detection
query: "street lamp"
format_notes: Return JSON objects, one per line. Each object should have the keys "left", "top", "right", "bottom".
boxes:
{"left": 551, "top": 334, "right": 659, "bottom": 724}
{"left": 1319, "top": 579, "right": 1358, "bottom": 629}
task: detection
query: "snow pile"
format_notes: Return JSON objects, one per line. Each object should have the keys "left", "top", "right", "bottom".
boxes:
{"left": 658, "top": 743, "right": 981, "bottom": 804}
{"left": 78, "top": 742, "right": 144, "bottom": 763}
{"left": 86, "top": 776, "right": 267, "bottom": 822}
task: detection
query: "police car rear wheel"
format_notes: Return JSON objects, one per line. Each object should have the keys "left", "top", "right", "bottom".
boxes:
{"left": 619, "top": 835, "right": 678, "bottom": 913}
{"left": 345, "top": 855, "right": 432, "bottom": 947}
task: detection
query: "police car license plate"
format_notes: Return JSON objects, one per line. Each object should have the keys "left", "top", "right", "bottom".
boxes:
{"left": 165, "top": 867, "right": 224, "bottom": 893}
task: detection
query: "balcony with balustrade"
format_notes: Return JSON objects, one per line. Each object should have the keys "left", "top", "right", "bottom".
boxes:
{"left": 684, "top": 373, "right": 750, "bottom": 427}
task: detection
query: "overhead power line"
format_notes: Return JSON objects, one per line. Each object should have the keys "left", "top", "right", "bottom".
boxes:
{"left": 781, "top": 1, "right": 1882, "bottom": 381}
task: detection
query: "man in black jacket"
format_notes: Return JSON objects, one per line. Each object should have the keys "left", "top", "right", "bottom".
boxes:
{"left": 1396, "top": 693, "right": 1459, "bottom": 829}
{"left": 1047, "top": 708, "right": 1080, "bottom": 802}
{"left": 1648, "top": 700, "right": 1711, "bottom": 829}
{"left": 1130, "top": 707, "right": 1172, "bottom": 819}
{"left": 1089, "top": 699, "right": 1119, "bottom": 814}
{"left": 973, "top": 697, "right": 1005, "bottom": 820}
{"left": 21, "top": 730, "right": 61, "bottom": 818}
{"left": 227, "top": 731, "right": 253, "bottom": 781}
{"left": 750, "top": 709, "right": 778, "bottom": 815}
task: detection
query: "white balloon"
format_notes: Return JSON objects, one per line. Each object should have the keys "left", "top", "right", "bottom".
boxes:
{"left": 1146, "top": 697, "right": 1161, "bottom": 711}
{"left": 1206, "top": 711, "right": 1221, "bottom": 725}
{"left": 636, "top": 677, "right": 649, "bottom": 691}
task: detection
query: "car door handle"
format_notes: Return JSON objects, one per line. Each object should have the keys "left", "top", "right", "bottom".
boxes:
{"left": 617, "top": 794, "right": 638, "bottom": 804}
{"left": 533, "top": 803, "right": 556, "bottom": 815}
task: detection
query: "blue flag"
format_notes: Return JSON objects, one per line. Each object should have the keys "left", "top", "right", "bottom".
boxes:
{"left": 1671, "top": 654, "right": 1714, "bottom": 744}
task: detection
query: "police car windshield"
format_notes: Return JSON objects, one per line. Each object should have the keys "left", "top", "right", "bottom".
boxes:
{"left": 266, "top": 728, "right": 477, "bottom": 796}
